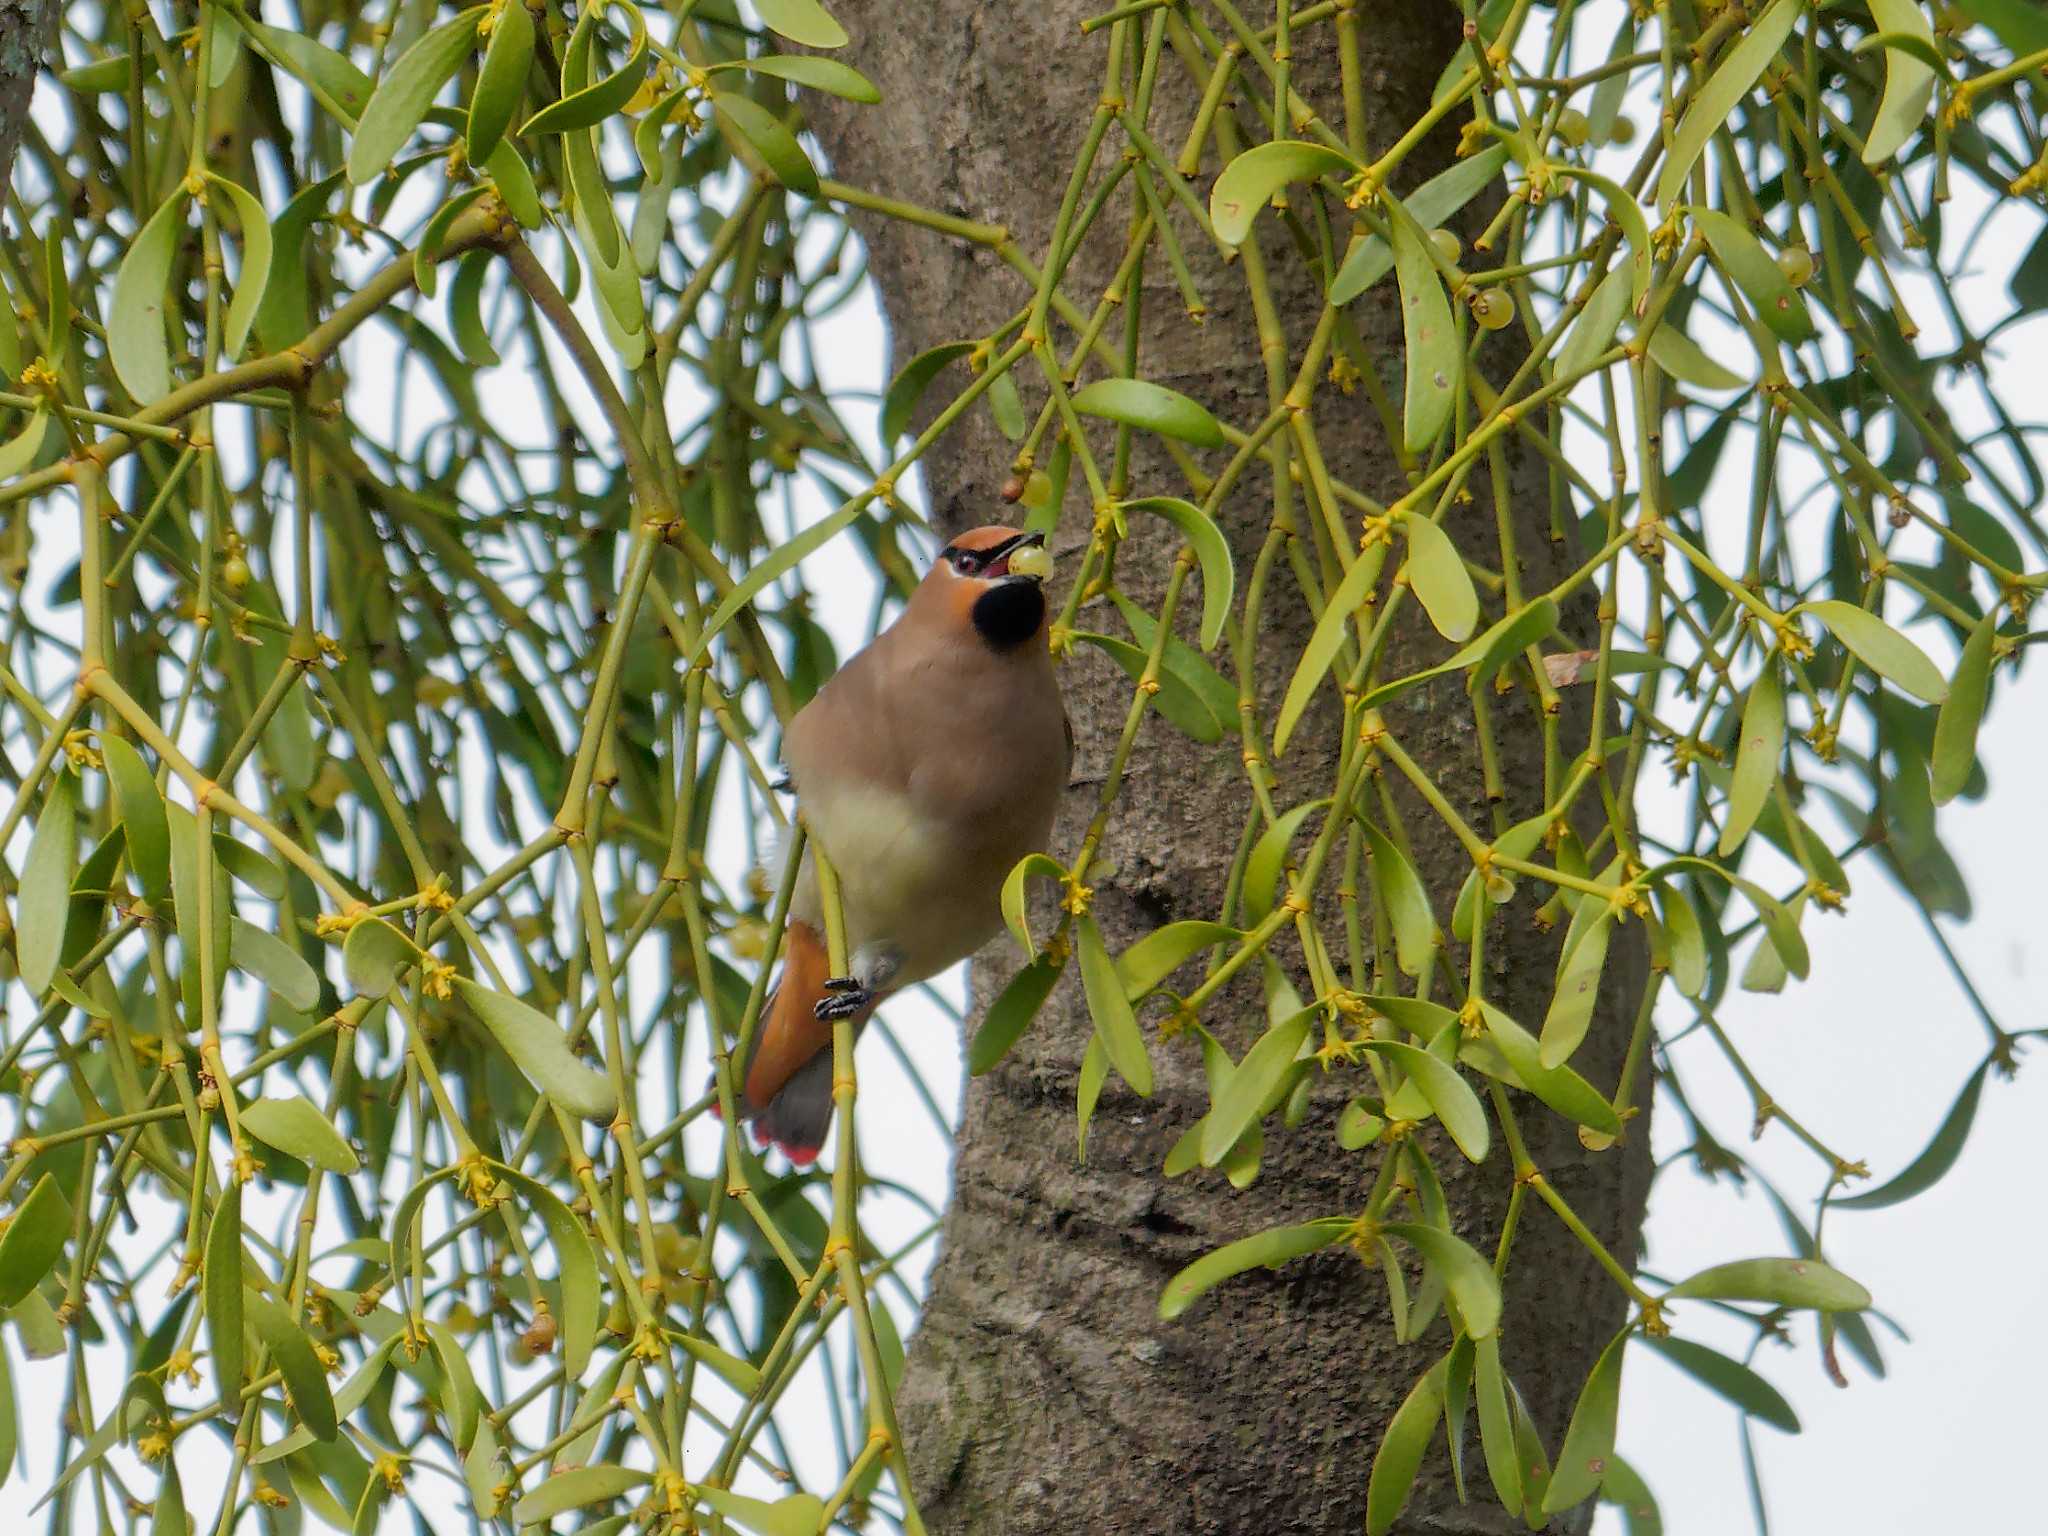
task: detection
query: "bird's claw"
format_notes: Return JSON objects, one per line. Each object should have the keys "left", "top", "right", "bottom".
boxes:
{"left": 814, "top": 978, "right": 872, "bottom": 1020}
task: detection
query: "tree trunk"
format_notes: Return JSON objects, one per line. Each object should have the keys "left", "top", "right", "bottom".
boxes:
{"left": 0, "top": 2, "right": 53, "bottom": 196}
{"left": 811, "top": 7, "right": 1652, "bottom": 1532}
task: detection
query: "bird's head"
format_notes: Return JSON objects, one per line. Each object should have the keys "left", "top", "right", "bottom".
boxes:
{"left": 919, "top": 525, "right": 1053, "bottom": 651}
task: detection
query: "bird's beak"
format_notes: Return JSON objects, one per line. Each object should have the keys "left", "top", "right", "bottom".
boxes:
{"left": 1002, "top": 531, "right": 1052, "bottom": 583}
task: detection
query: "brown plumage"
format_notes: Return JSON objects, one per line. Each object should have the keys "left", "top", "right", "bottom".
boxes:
{"left": 734, "top": 525, "right": 1069, "bottom": 1162}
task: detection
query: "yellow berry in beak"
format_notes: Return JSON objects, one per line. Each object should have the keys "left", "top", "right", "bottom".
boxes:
{"left": 1008, "top": 542, "right": 1053, "bottom": 581}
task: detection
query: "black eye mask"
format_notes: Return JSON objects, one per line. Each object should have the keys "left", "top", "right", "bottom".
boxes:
{"left": 944, "top": 531, "right": 1041, "bottom": 576}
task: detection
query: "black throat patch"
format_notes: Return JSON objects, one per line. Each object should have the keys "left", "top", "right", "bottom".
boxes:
{"left": 971, "top": 578, "right": 1045, "bottom": 651}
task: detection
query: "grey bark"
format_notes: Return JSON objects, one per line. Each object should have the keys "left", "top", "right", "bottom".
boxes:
{"left": 0, "top": 2, "right": 53, "bottom": 198}
{"left": 810, "top": 7, "right": 1652, "bottom": 1533}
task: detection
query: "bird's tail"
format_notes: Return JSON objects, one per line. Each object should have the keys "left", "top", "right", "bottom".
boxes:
{"left": 720, "top": 919, "right": 873, "bottom": 1164}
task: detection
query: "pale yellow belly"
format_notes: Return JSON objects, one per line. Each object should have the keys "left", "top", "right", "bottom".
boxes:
{"left": 791, "top": 784, "right": 1009, "bottom": 986}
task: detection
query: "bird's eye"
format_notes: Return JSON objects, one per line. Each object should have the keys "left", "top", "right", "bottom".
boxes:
{"left": 950, "top": 550, "right": 980, "bottom": 574}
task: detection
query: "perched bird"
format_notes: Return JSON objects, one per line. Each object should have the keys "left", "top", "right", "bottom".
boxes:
{"left": 732, "top": 524, "right": 1070, "bottom": 1162}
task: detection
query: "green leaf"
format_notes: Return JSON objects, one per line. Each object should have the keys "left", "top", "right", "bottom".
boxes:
{"left": 1602, "top": 1452, "right": 1664, "bottom": 1536}
{"left": 466, "top": 0, "right": 533, "bottom": 162}
{"left": 413, "top": 185, "right": 488, "bottom": 298}
{"left": 491, "top": 1163, "right": 601, "bottom": 1377}
{"left": 426, "top": 1318, "right": 481, "bottom": 1450}
{"left": 229, "top": 918, "right": 321, "bottom": 1012}
{"left": 246, "top": 1289, "right": 338, "bottom": 1441}
{"left": 214, "top": 835, "right": 286, "bottom": 899}
{"left": 1071, "top": 377, "right": 1228, "bottom": 448}
{"left": 341, "top": 916, "right": 418, "bottom": 996}
{"left": 987, "top": 368, "right": 1026, "bottom": 439}
{"left": 1362, "top": 821, "right": 1437, "bottom": 978}
{"left": 1121, "top": 497, "right": 1236, "bottom": 649}
{"left": 1720, "top": 660, "right": 1784, "bottom": 856}
{"left": 1554, "top": 168, "right": 1652, "bottom": 303}
{"left": 454, "top": 976, "right": 619, "bottom": 1122}
{"left": 1117, "top": 920, "right": 1239, "bottom": 1001}
{"left": 206, "top": 174, "right": 272, "bottom": 363}
{"left": 1954, "top": 0, "right": 2048, "bottom": 54}
{"left": 1387, "top": 195, "right": 1460, "bottom": 455}
{"left": 1076, "top": 915, "right": 1151, "bottom": 1095}
{"left": 0, "top": 407, "right": 50, "bottom": 480}
{"left": 1398, "top": 510, "right": 1479, "bottom": 642}
{"left": 1382, "top": 1222, "right": 1502, "bottom": 1338}
{"left": 30, "top": 1384, "right": 152, "bottom": 1511}
{"left": 1362, "top": 595, "right": 1562, "bottom": 716}
{"left": 1273, "top": 539, "right": 1389, "bottom": 755}
{"left": 1072, "top": 631, "right": 1224, "bottom": 742}
{"left": 1357, "top": 993, "right": 1458, "bottom": 1036}
{"left": 1201, "top": 1007, "right": 1314, "bottom": 1165}
{"left": 967, "top": 957, "right": 1063, "bottom": 1075}
{"left": 741, "top": 53, "right": 879, "bottom": 102}
{"left": 1474, "top": 999, "right": 1613, "bottom": 1146}
{"left": 1862, "top": 0, "right": 1938, "bottom": 164}
{"left": 0, "top": 1175, "right": 71, "bottom": 1308}
{"left": 999, "top": 851, "right": 1067, "bottom": 955}
{"left": 1474, "top": 1335, "right": 1522, "bottom": 1514}
{"left": 252, "top": 1338, "right": 397, "bottom": 1464}
{"left": 239, "top": 1094, "right": 357, "bottom": 1174}
{"left": 688, "top": 496, "right": 867, "bottom": 664}
{"left": 754, "top": 0, "right": 849, "bottom": 48}
{"left": 16, "top": 775, "right": 78, "bottom": 996}
{"left": 1330, "top": 146, "right": 1509, "bottom": 304}
{"left": 1657, "top": 885, "right": 1708, "bottom": 999}
{"left": 58, "top": 52, "right": 143, "bottom": 93}
{"left": 204, "top": 1185, "right": 245, "bottom": 1418}
{"left": 1640, "top": 1335, "right": 1800, "bottom": 1432}
{"left": 255, "top": 173, "right": 344, "bottom": 352}
{"left": 1158, "top": 1218, "right": 1349, "bottom": 1319}
{"left": 675, "top": 1333, "right": 764, "bottom": 1395}
{"left": 1646, "top": 319, "right": 1749, "bottom": 391}
{"left": 1554, "top": 266, "right": 1632, "bottom": 382}
{"left": 238, "top": 17, "right": 374, "bottom": 124}
{"left": 1692, "top": 206, "right": 1815, "bottom": 344}
{"left": 1077, "top": 1033, "right": 1108, "bottom": 1160}
{"left": 1366, "top": 1360, "right": 1445, "bottom": 1536}
{"left": 1541, "top": 905, "right": 1612, "bottom": 1068}
{"left": 1798, "top": 599, "right": 1948, "bottom": 703}
{"left": 347, "top": 9, "right": 485, "bottom": 183}
{"left": 696, "top": 1488, "right": 828, "bottom": 1536}
{"left": 102, "top": 736, "right": 169, "bottom": 902}
{"left": 1244, "top": 799, "right": 1327, "bottom": 924}
{"left": 1666, "top": 1256, "right": 1871, "bottom": 1310}
{"left": 522, "top": 4, "right": 648, "bottom": 134}
{"left": 1835, "top": 1058, "right": 1989, "bottom": 1210}
{"left": 1735, "top": 872, "right": 1810, "bottom": 978}
{"left": 1655, "top": 0, "right": 1803, "bottom": 210}
{"left": 110, "top": 190, "right": 189, "bottom": 404}
{"left": 484, "top": 138, "right": 544, "bottom": 228}
{"left": 1543, "top": 1326, "right": 1628, "bottom": 1512}
{"left": 712, "top": 91, "right": 820, "bottom": 197}
{"left": 1112, "top": 594, "right": 1241, "bottom": 729}
{"left": 1208, "top": 140, "right": 1358, "bottom": 245}
{"left": 464, "top": 1416, "right": 504, "bottom": 1518}
{"left": 1362, "top": 1042, "right": 1489, "bottom": 1162}
{"left": 880, "top": 341, "right": 975, "bottom": 443}
{"left": 449, "top": 248, "right": 501, "bottom": 366}
{"left": 511, "top": 1465, "right": 651, "bottom": 1523}
{"left": 1932, "top": 611, "right": 1996, "bottom": 804}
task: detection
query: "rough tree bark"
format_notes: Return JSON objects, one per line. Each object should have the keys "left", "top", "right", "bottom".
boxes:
{"left": 812, "top": 7, "right": 1653, "bottom": 1532}
{"left": 0, "top": 2, "right": 53, "bottom": 195}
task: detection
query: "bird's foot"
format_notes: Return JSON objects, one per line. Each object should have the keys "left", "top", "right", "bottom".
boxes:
{"left": 814, "top": 977, "right": 872, "bottom": 1020}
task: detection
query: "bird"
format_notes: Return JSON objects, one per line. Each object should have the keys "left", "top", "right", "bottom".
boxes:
{"left": 728, "top": 524, "right": 1070, "bottom": 1163}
